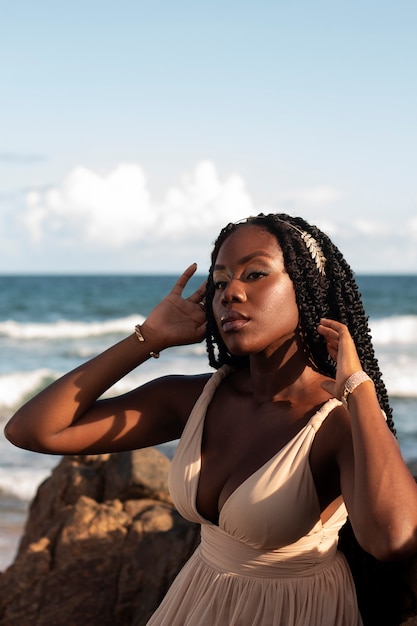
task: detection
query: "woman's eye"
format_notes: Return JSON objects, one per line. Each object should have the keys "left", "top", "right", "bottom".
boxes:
{"left": 248, "top": 271, "right": 267, "bottom": 280}
{"left": 214, "top": 281, "right": 227, "bottom": 290}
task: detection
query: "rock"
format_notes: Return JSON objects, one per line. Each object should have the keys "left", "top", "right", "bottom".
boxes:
{"left": 103, "top": 447, "right": 173, "bottom": 503}
{"left": 0, "top": 449, "right": 200, "bottom": 626}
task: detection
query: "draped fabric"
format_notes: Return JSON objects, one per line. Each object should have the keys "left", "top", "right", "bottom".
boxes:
{"left": 147, "top": 366, "right": 362, "bottom": 625}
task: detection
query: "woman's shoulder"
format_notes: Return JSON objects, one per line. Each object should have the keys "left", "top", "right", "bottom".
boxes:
{"left": 145, "top": 371, "right": 214, "bottom": 418}
{"left": 158, "top": 365, "right": 233, "bottom": 393}
{"left": 311, "top": 399, "right": 353, "bottom": 461}
{"left": 147, "top": 371, "right": 213, "bottom": 394}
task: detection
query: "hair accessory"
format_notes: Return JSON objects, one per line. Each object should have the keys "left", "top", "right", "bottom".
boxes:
{"left": 134, "top": 324, "right": 160, "bottom": 358}
{"left": 297, "top": 230, "right": 327, "bottom": 276}
{"left": 342, "top": 371, "right": 372, "bottom": 405}
{"left": 275, "top": 218, "right": 327, "bottom": 276}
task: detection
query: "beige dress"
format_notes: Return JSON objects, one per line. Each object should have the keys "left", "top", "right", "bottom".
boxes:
{"left": 147, "top": 366, "right": 362, "bottom": 625}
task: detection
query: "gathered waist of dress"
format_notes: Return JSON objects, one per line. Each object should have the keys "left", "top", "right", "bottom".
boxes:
{"left": 198, "top": 525, "right": 340, "bottom": 579}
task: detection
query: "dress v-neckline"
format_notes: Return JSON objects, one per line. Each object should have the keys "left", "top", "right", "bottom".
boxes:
{"left": 217, "top": 420, "right": 316, "bottom": 524}
{"left": 194, "top": 388, "right": 340, "bottom": 527}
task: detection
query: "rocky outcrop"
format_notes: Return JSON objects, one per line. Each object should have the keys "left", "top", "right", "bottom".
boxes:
{"left": 0, "top": 449, "right": 200, "bottom": 626}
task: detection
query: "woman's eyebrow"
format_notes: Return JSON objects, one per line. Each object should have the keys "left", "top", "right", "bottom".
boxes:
{"left": 214, "top": 251, "right": 275, "bottom": 271}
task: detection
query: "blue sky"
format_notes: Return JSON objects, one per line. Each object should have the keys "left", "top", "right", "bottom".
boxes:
{"left": 1, "top": 0, "right": 416, "bottom": 274}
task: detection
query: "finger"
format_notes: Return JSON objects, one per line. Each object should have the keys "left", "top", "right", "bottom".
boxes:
{"left": 319, "top": 318, "right": 348, "bottom": 334}
{"left": 171, "top": 263, "right": 198, "bottom": 295}
{"left": 319, "top": 318, "right": 335, "bottom": 328}
{"left": 189, "top": 280, "right": 207, "bottom": 304}
{"left": 317, "top": 324, "right": 339, "bottom": 343}
{"left": 325, "top": 345, "right": 339, "bottom": 361}
{"left": 196, "top": 320, "right": 207, "bottom": 338}
{"left": 320, "top": 317, "right": 341, "bottom": 326}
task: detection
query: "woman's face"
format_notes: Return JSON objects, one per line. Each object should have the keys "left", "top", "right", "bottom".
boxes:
{"left": 212, "top": 225, "right": 300, "bottom": 357}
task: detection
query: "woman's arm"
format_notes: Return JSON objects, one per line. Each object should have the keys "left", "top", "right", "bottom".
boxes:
{"left": 318, "top": 318, "right": 417, "bottom": 561}
{"left": 4, "top": 264, "right": 207, "bottom": 455}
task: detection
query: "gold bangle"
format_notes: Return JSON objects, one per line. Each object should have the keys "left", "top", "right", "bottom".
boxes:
{"left": 134, "top": 324, "right": 160, "bottom": 359}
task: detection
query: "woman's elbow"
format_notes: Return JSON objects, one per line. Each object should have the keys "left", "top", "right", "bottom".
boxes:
{"left": 4, "top": 416, "right": 22, "bottom": 446}
{"left": 4, "top": 414, "right": 44, "bottom": 452}
{"left": 364, "top": 526, "right": 417, "bottom": 562}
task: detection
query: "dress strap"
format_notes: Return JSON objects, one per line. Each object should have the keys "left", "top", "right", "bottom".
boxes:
{"left": 168, "top": 365, "right": 232, "bottom": 524}
{"left": 309, "top": 397, "right": 342, "bottom": 432}
{"left": 186, "top": 365, "right": 231, "bottom": 426}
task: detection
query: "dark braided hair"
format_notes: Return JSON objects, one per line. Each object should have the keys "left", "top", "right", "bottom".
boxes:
{"left": 205, "top": 213, "right": 407, "bottom": 625}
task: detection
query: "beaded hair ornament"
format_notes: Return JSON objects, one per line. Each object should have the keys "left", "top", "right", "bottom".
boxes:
{"left": 233, "top": 215, "right": 327, "bottom": 277}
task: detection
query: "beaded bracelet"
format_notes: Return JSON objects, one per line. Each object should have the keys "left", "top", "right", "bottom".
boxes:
{"left": 342, "top": 371, "right": 372, "bottom": 404}
{"left": 134, "top": 324, "right": 160, "bottom": 359}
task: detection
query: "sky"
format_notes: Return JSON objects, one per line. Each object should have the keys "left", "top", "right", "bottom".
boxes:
{"left": 1, "top": 0, "right": 416, "bottom": 274}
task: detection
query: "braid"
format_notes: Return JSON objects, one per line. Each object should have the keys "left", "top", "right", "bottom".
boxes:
{"left": 205, "top": 212, "right": 404, "bottom": 624}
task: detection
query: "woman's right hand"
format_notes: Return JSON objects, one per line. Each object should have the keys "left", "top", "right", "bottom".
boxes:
{"left": 139, "top": 263, "right": 207, "bottom": 353}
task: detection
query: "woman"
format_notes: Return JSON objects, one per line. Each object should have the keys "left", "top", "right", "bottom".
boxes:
{"left": 5, "top": 213, "right": 417, "bottom": 625}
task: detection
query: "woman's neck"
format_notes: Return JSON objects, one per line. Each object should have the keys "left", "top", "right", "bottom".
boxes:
{"left": 247, "top": 338, "right": 320, "bottom": 404}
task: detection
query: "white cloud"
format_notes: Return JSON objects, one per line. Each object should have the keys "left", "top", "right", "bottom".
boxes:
{"left": 23, "top": 164, "right": 153, "bottom": 247}
{"left": 22, "top": 192, "right": 48, "bottom": 242}
{"left": 158, "top": 161, "right": 256, "bottom": 238}
{"left": 21, "top": 160, "right": 258, "bottom": 249}
{"left": 3, "top": 161, "right": 415, "bottom": 273}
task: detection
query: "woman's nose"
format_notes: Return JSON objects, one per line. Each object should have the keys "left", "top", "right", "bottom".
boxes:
{"left": 220, "top": 278, "right": 246, "bottom": 304}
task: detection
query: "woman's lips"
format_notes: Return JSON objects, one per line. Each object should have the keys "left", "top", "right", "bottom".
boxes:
{"left": 220, "top": 312, "right": 249, "bottom": 332}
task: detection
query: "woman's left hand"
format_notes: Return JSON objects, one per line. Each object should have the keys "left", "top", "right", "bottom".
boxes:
{"left": 317, "top": 318, "right": 363, "bottom": 399}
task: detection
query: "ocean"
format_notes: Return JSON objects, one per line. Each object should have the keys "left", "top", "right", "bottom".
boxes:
{"left": 0, "top": 274, "right": 416, "bottom": 570}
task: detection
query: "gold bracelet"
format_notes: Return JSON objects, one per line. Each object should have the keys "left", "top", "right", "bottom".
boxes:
{"left": 134, "top": 324, "right": 160, "bottom": 359}
{"left": 342, "top": 371, "right": 372, "bottom": 404}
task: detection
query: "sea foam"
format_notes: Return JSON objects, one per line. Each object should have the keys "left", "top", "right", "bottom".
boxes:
{"left": 0, "top": 369, "right": 57, "bottom": 413}
{"left": 370, "top": 315, "right": 417, "bottom": 345}
{"left": 0, "top": 465, "right": 55, "bottom": 501}
{"left": 0, "top": 314, "right": 144, "bottom": 340}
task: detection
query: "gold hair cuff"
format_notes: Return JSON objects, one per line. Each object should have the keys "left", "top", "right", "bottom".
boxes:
{"left": 342, "top": 371, "right": 372, "bottom": 405}
{"left": 134, "top": 324, "right": 160, "bottom": 358}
